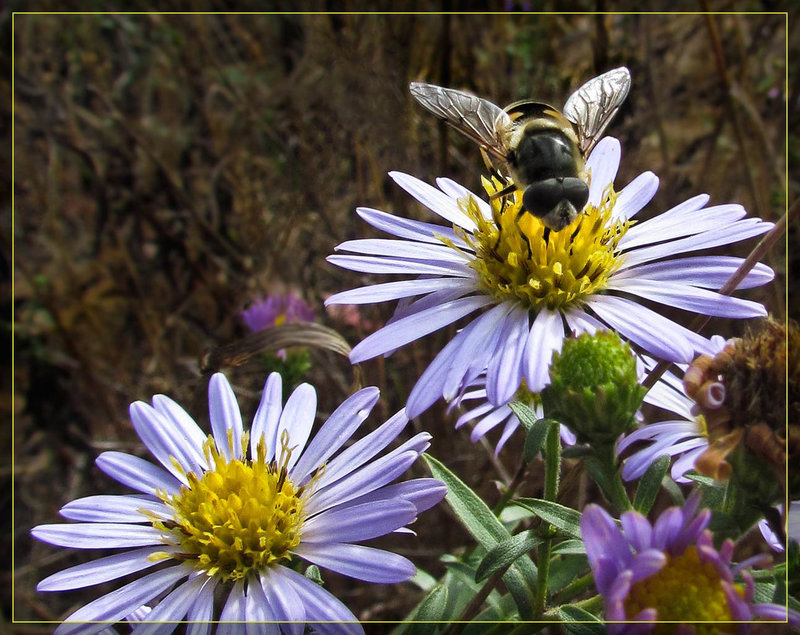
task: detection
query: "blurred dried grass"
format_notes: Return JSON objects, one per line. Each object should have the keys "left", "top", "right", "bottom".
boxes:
{"left": 7, "top": 9, "right": 790, "bottom": 630}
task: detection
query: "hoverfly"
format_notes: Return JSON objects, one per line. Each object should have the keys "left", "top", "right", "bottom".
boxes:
{"left": 409, "top": 67, "right": 631, "bottom": 232}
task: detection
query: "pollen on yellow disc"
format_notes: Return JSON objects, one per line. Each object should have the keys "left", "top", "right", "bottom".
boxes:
{"left": 155, "top": 438, "right": 305, "bottom": 583}
{"left": 450, "top": 179, "right": 630, "bottom": 311}
{"left": 625, "top": 546, "right": 734, "bottom": 631}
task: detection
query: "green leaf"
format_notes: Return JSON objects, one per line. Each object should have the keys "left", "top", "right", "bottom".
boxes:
{"left": 633, "top": 455, "right": 670, "bottom": 514}
{"left": 509, "top": 401, "right": 539, "bottom": 432}
{"left": 547, "top": 554, "right": 590, "bottom": 593}
{"left": 424, "top": 455, "right": 537, "bottom": 619}
{"left": 475, "top": 531, "right": 543, "bottom": 582}
{"left": 685, "top": 472, "right": 725, "bottom": 510}
{"left": 661, "top": 475, "right": 685, "bottom": 505}
{"left": 408, "top": 584, "right": 449, "bottom": 634}
{"left": 410, "top": 568, "right": 438, "bottom": 592}
{"left": 525, "top": 418, "right": 557, "bottom": 463}
{"left": 559, "top": 605, "right": 605, "bottom": 634}
{"left": 550, "top": 539, "right": 586, "bottom": 555}
{"left": 514, "top": 498, "right": 583, "bottom": 539}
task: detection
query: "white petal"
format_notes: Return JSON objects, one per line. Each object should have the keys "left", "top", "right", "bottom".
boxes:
{"left": 350, "top": 295, "right": 493, "bottom": 363}
{"left": 245, "top": 579, "right": 279, "bottom": 635}
{"left": 186, "top": 577, "right": 217, "bottom": 635}
{"left": 276, "top": 383, "right": 317, "bottom": 472}
{"left": 613, "top": 256, "right": 774, "bottom": 290}
{"left": 208, "top": 373, "right": 243, "bottom": 461}
{"left": 276, "top": 567, "right": 362, "bottom": 633}
{"left": 436, "top": 177, "right": 492, "bottom": 221}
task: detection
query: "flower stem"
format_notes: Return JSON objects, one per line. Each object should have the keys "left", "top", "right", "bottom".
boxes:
{"left": 534, "top": 421, "right": 561, "bottom": 616}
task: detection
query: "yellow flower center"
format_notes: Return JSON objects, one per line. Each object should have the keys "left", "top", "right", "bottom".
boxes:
{"left": 625, "top": 545, "right": 741, "bottom": 633}
{"left": 451, "top": 177, "right": 629, "bottom": 311}
{"left": 153, "top": 435, "right": 306, "bottom": 583}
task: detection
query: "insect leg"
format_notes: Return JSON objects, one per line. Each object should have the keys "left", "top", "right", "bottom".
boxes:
{"left": 514, "top": 208, "right": 533, "bottom": 259}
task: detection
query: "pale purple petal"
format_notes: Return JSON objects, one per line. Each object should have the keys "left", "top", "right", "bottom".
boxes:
{"left": 585, "top": 137, "right": 621, "bottom": 206}
{"left": 326, "top": 254, "right": 471, "bottom": 277}
{"left": 150, "top": 395, "right": 209, "bottom": 471}
{"left": 612, "top": 171, "right": 659, "bottom": 221}
{"left": 54, "top": 565, "right": 190, "bottom": 635}
{"left": 37, "top": 547, "right": 172, "bottom": 591}
{"left": 486, "top": 305, "right": 529, "bottom": 405}
{"left": 276, "top": 382, "right": 317, "bottom": 471}
{"left": 621, "top": 512, "right": 653, "bottom": 553}
{"left": 495, "top": 414, "right": 522, "bottom": 454}
{"left": 443, "top": 302, "right": 512, "bottom": 402}
{"left": 389, "top": 172, "right": 477, "bottom": 231}
{"left": 217, "top": 580, "right": 247, "bottom": 635}
{"left": 129, "top": 402, "right": 194, "bottom": 484}
{"left": 523, "top": 309, "right": 565, "bottom": 392}
{"left": 581, "top": 505, "right": 632, "bottom": 592}
{"left": 291, "top": 387, "right": 380, "bottom": 484}
{"left": 31, "top": 523, "right": 164, "bottom": 549}
{"left": 250, "top": 373, "right": 283, "bottom": 462}
{"left": 387, "top": 283, "right": 477, "bottom": 325}
{"left": 455, "top": 401, "right": 496, "bottom": 429}
{"left": 208, "top": 373, "right": 243, "bottom": 461}
{"left": 563, "top": 307, "right": 605, "bottom": 336}
{"left": 436, "top": 177, "right": 492, "bottom": 221}
{"left": 301, "top": 499, "right": 417, "bottom": 543}
{"left": 613, "top": 257, "right": 774, "bottom": 290}
{"left": 259, "top": 568, "right": 305, "bottom": 635}
{"left": 59, "top": 495, "right": 169, "bottom": 523}
{"left": 335, "top": 238, "right": 471, "bottom": 264}
{"left": 186, "top": 577, "right": 217, "bottom": 635}
{"left": 276, "top": 566, "right": 363, "bottom": 634}
{"left": 134, "top": 574, "right": 208, "bottom": 632}
{"left": 355, "top": 206, "right": 466, "bottom": 247}
{"left": 622, "top": 203, "right": 747, "bottom": 250}
{"left": 294, "top": 542, "right": 416, "bottom": 583}
{"left": 586, "top": 295, "right": 699, "bottom": 362}
{"left": 470, "top": 406, "right": 514, "bottom": 442}
{"left": 325, "top": 278, "right": 473, "bottom": 305}
{"left": 606, "top": 279, "right": 767, "bottom": 318}
{"left": 350, "top": 295, "right": 494, "bottom": 364}
{"left": 244, "top": 579, "right": 279, "bottom": 635}
{"left": 96, "top": 452, "right": 181, "bottom": 496}
{"left": 339, "top": 478, "right": 447, "bottom": 515}
{"left": 314, "top": 410, "right": 408, "bottom": 490}
{"left": 306, "top": 450, "right": 419, "bottom": 516}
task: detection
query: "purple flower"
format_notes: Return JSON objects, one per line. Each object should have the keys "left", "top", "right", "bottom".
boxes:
{"left": 581, "top": 493, "right": 799, "bottom": 631}
{"left": 241, "top": 292, "right": 315, "bottom": 333}
{"left": 759, "top": 502, "right": 800, "bottom": 553}
{"left": 31, "top": 373, "right": 446, "bottom": 634}
{"left": 326, "top": 138, "right": 774, "bottom": 419}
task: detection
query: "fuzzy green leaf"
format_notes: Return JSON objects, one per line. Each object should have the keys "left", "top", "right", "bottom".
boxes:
{"left": 424, "top": 455, "right": 537, "bottom": 619}
{"left": 475, "top": 531, "right": 543, "bottom": 582}
{"left": 633, "top": 455, "right": 670, "bottom": 513}
{"left": 514, "top": 498, "right": 583, "bottom": 539}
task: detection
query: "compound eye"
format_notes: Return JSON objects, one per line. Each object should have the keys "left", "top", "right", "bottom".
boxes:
{"left": 562, "top": 178, "right": 589, "bottom": 211}
{"left": 523, "top": 179, "right": 563, "bottom": 218}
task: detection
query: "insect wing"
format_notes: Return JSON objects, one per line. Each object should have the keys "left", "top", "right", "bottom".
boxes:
{"left": 562, "top": 67, "right": 631, "bottom": 156}
{"left": 409, "top": 82, "right": 512, "bottom": 161}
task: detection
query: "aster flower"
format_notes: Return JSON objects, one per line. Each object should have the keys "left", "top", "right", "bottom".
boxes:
{"left": 447, "top": 374, "right": 576, "bottom": 454}
{"left": 241, "top": 292, "right": 315, "bottom": 334}
{"left": 581, "top": 492, "right": 799, "bottom": 631}
{"left": 616, "top": 349, "right": 722, "bottom": 484}
{"left": 31, "top": 373, "right": 446, "bottom": 634}
{"left": 326, "top": 137, "right": 774, "bottom": 418}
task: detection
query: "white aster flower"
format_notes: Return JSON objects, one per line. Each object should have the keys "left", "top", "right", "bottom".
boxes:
{"left": 326, "top": 138, "right": 774, "bottom": 418}
{"left": 31, "top": 373, "right": 446, "bottom": 634}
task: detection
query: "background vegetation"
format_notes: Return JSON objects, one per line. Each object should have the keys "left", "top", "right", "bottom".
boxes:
{"left": 8, "top": 7, "right": 792, "bottom": 631}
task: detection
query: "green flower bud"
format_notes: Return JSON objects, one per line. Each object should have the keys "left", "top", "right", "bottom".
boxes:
{"left": 541, "top": 332, "right": 645, "bottom": 447}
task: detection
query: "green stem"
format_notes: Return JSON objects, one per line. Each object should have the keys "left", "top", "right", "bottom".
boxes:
{"left": 587, "top": 445, "right": 632, "bottom": 512}
{"left": 534, "top": 421, "right": 561, "bottom": 616}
